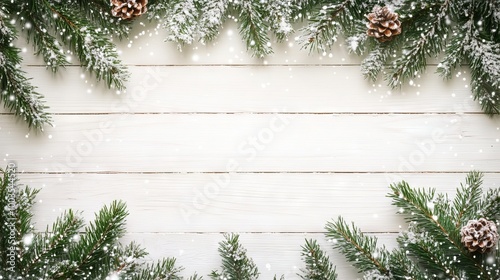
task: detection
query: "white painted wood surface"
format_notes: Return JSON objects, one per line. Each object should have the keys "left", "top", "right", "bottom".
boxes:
{"left": 2, "top": 21, "right": 500, "bottom": 279}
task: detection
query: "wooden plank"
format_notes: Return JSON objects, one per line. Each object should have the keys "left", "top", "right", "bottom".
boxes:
{"left": 2, "top": 114, "right": 499, "bottom": 173}
{"left": 121, "top": 232, "right": 398, "bottom": 279}
{"left": 17, "top": 65, "right": 477, "bottom": 114}
{"left": 19, "top": 173, "right": 500, "bottom": 233}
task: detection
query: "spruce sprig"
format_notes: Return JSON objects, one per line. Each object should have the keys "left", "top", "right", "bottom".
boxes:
{"left": 330, "top": 171, "right": 499, "bottom": 279}
{"left": 163, "top": 0, "right": 200, "bottom": 48}
{"left": 399, "top": 231, "right": 463, "bottom": 278}
{"left": 48, "top": 1, "right": 129, "bottom": 91}
{"left": 73, "top": 0, "right": 131, "bottom": 39}
{"left": 196, "top": 0, "right": 228, "bottom": 43}
{"left": 234, "top": 0, "right": 273, "bottom": 58}
{"left": 481, "top": 188, "right": 500, "bottom": 221}
{"left": 15, "top": 1, "right": 69, "bottom": 72}
{"left": 325, "top": 217, "right": 391, "bottom": 276}
{"left": 299, "top": 239, "right": 337, "bottom": 280}
{"left": 0, "top": 11, "right": 52, "bottom": 130}
{"left": 300, "top": 0, "right": 367, "bottom": 52}
{"left": 0, "top": 164, "right": 199, "bottom": 279}
{"left": 130, "top": 257, "right": 184, "bottom": 280}
{"left": 388, "top": 0, "right": 451, "bottom": 87}
{"left": 51, "top": 200, "right": 129, "bottom": 279}
{"left": 20, "top": 210, "right": 85, "bottom": 277}
{"left": 452, "top": 171, "right": 484, "bottom": 228}
{"left": 388, "top": 249, "right": 427, "bottom": 280}
{"left": 210, "top": 233, "right": 260, "bottom": 280}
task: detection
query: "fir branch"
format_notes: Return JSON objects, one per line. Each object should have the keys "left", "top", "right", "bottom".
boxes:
{"left": 0, "top": 13, "right": 51, "bottom": 130}
{"left": 264, "top": 0, "right": 295, "bottom": 42}
{"left": 0, "top": 165, "right": 195, "bottom": 280}
{"left": 189, "top": 273, "right": 204, "bottom": 280}
{"left": 105, "top": 242, "right": 149, "bottom": 279}
{"left": 130, "top": 257, "right": 184, "bottom": 280}
{"left": 163, "top": 0, "right": 199, "bottom": 48}
{"left": 20, "top": 210, "right": 85, "bottom": 278}
{"left": 44, "top": 0, "right": 129, "bottom": 90}
{"left": 389, "top": 180, "right": 489, "bottom": 279}
{"left": 293, "top": 0, "right": 323, "bottom": 19}
{"left": 465, "top": 33, "right": 500, "bottom": 115}
{"left": 389, "top": 182, "right": 459, "bottom": 248}
{"left": 196, "top": 0, "right": 228, "bottom": 43}
{"left": 437, "top": 28, "right": 465, "bottom": 80}
{"left": 480, "top": 188, "right": 500, "bottom": 221}
{"left": 300, "top": 0, "right": 366, "bottom": 52}
{"left": 345, "top": 20, "right": 368, "bottom": 55}
{"left": 73, "top": 0, "right": 131, "bottom": 39}
{"left": 0, "top": 164, "right": 19, "bottom": 274}
{"left": 439, "top": 1, "right": 500, "bottom": 115}
{"left": 299, "top": 239, "right": 337, "bottom": 280}
{"left": 388, "top": 249, "right": 427, "bottom": 280}
{"left": 388, "top": 0, "right": 451, "bottom": 87}
{"left": 14, "top": 1, "right": 68, "bottom": 71}
{"left": 16, "top": 186, "right": 39, "bottom": 242}
{"left": 234, "top": 0, "right": 273, "bottom": 58}
{"left": 452, "top": 171, "right": 484, "bottom": 228}
{"left": 210, "top": 233, "right": 260, "bottom": 280}
{"left": 361, "top": 44, "right": 392, "bottom": 82}
{"left": 471, "top": 0, "right": 500, "bottom": 40}
{"left": 399, "top": 231, "right": 463, "bottom": 279}
{"left": 0, "top": 164, "right": 40, "bottom": 276}
{"left": 51, "top": 200, "right": 129, "bottom": 279}
{"left": 300, "top": 1, "right": 349, "bottom": 52}
{"left": 325, "top": 217, "right": 390, "bottom": 276}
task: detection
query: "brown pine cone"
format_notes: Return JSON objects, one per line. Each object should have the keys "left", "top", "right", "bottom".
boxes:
{"left": 461, "top": 218, "right": 499, "bottom": 253}
{"left": 111, "top": 0, "right": 148, "bottom": 20}
{"left": 366, "top": 6, "right": 402, "bottom": 42}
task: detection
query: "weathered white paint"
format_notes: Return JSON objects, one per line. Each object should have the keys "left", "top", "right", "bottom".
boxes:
{"left": 2, "top": 20, "right": 499, "bottom": 279}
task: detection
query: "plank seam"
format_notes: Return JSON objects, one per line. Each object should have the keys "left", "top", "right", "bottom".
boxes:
{"left": 18, "top": 171, "right": 500, "bottom": 175}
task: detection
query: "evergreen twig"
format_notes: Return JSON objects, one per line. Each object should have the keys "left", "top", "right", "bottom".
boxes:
{"left": 299, "top": 239, "right": 337, "bottom": 280}
{"left": 331, "top": 171, "right": 499, "bottom": 279}
{"left": 210, "top": 233, "right": 260, "bottom": 280}
{"left": 325, "top": 217, "right": 391, "bottom": 276}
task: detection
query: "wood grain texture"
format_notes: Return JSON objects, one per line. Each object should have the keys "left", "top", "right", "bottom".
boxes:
{"left": 1, "top": 114, "right": 499, "bottom": 172}
{"left": 3, "top": 19, "right": 499, "bottom": 280}
{"left": 20, "top": 65, "right": 476, "bottom": 114}
{"left": 19, "top": 173, "right": 500, "bottom": 233}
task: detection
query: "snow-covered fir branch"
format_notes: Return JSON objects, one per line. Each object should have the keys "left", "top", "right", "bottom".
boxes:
{"left": 164, "top": 0, "right": 199, "bottom": 48}
{"left": 197, "top": 0, "right": 228, "bottom": 43}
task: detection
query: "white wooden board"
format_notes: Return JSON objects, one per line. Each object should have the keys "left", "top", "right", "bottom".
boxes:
{"left": 1, "top": 114, "right": 499, "bottom": 172}
{"left": 18, "top": 173, "right": 500, "bottom": 233}
{"left": 21, "top": 66, "right": 476, "bottom": 114}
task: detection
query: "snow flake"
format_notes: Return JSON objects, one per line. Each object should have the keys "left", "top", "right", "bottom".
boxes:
{"left": 23, "top": 233, "right": 34, "bottom": 246}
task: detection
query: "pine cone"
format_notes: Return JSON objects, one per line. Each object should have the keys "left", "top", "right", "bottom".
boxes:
{"left": 461, "top": 218, "right": 499, "bottom": 253}
{"left": 111, "top": 0, "right": 148, "bottom": 20}
{"left": 366, "top": 6, "right": 401, "bottom": 42}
